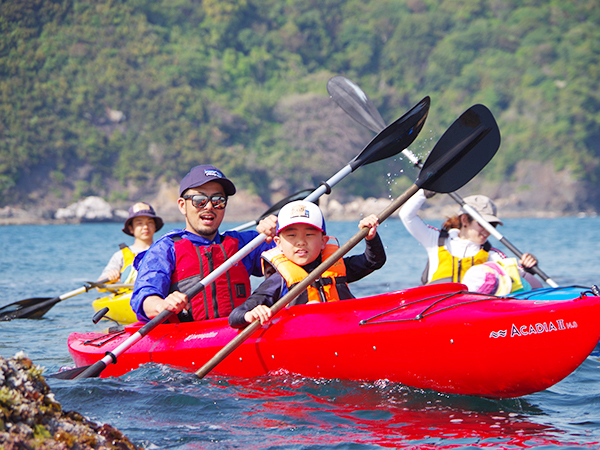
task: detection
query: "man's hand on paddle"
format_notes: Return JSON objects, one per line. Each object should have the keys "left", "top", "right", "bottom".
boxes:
{"left": 143, "top": 292, "right": 189, "bottom": 319}
{"left": 256, "top": 214, "right": 278, "bottom": 243}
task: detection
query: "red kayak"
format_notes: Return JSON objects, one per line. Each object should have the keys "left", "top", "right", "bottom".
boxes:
{"left": 67, "top": 283, "right": 600, "bottom": 398}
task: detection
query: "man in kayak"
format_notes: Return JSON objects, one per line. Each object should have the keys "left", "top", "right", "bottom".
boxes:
{"left": 98, "top": 201, "right": 164, "bottom": 284}
{"left": 399, "top": 189, "right": 542, "bottom": 293}
{"left": 228, "top": 200, "right": 386, "bottom": 328}
{"left": 130, "top": 164, "right": 277, "bottom": 323}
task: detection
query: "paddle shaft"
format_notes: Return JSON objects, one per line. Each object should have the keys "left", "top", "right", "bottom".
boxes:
{"left": 195, "top": 184, "right": 420, "bottom": 378}
{"left": 229, "top": 219, "right": 262, "bottom": 232}
{"left": 328, "top": 77, "right": 557, "bottom": 287}
{"left": 2, "top": 286, "right": 88, "bottom": 318}
{"left": 74, "top": 309, "right": 172, "bottom": 379}
{"left": 0, "top": 277, "right": 111, "bottom": 320}
{"left": 87, "top": 282, "right": 134, "bottom": 290}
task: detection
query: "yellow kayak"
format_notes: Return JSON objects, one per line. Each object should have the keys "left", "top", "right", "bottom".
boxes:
{"left": 92, "top": 290, "right": 138, "bottom": 325}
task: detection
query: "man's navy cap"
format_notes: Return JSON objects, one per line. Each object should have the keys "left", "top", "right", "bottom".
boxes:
{"left": 179, "top": 165, "right": 236, "bottom": 197}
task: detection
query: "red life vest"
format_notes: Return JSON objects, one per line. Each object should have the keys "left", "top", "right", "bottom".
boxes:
{"left": 169, "top": 235, "right": 251, "bottom": 321}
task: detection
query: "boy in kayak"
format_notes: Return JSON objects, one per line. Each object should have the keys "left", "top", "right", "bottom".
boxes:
{"left": 131, "top": 164, "right": 277, "bottom": 323}
{"left": 229, "top": 200, "right": 386, "bottom": 328}
{"left": 399, "top": 189, "right": 542, "bottom": 293}
{"left": 98, "top": 202, "right": 164, "bottom": 284}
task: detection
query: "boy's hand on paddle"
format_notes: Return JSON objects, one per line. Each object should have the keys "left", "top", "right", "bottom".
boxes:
{"left": 359, "top": 214, "right": 379, "bottom": 240}
{"left": 257, "top": 214, "right": 278, "bottom": 243}
{"left": 245, "top": 305, "right": 272, "bottom": 325}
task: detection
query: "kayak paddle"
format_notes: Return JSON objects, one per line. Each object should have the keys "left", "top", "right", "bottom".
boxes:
{"left": 327, "top": 75, "right": 559, "bottom": 288}
{"left": 228, "top": 188, "right": 316, "bottom": 232}
{"left": 195, "top": 102, "right": 501, "bottom": 379}
{"left": 0, "top": 278, "right": 112, "bottom": 321}
{"left": 54, "top": 95, "right": 430, "bottom": 380}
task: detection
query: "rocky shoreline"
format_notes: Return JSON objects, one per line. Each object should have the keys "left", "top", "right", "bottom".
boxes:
{"left": 1, "top": 184, "right": 597, "bottom": 227}
{"left": 0, "top": 353, "right": 140, "bottom": 450}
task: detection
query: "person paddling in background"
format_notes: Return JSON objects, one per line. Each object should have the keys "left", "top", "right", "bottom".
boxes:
{"left": 229, "top": 200, "right": 386, "bottom": 328}
{"left": 130, "top": 164, "right": 277, "bottom": 323}
{"left": 98, "top": 202, "right": 164, "bottom": 284}
{"left": 399, "top": 190, "right": 542, "bottom": 293}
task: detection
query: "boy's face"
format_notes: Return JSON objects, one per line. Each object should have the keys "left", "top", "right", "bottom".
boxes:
{"left": 275, "top": 223, "right": 328, "bottom": 266}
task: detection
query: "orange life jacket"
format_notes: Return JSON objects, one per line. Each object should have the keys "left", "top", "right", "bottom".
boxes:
{"left": 261, "top": 237, "right": 353, "bottom": 304}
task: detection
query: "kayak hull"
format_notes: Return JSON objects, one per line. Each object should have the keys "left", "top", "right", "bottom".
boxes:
{"left": 69, "top": 284, "right": 600, "bottom": 398}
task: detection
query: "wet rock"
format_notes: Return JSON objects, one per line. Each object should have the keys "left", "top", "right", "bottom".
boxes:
{"left": 0, "top": 352, "right": 140, "bottom": 450}
{"left": 55, "top": 197, "right": 115, "bottom": 222}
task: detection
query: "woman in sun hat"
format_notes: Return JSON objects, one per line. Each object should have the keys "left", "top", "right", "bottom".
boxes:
{"left": 98, "top": 201, "right": 164, "bottom": 284}
{"left": 399, "top": 189, "right": 541, "bottom": 293}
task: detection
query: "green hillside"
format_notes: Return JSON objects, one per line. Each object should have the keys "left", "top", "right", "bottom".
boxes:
{"left": 1, "top": 0, "right": 599, "bottom": 210}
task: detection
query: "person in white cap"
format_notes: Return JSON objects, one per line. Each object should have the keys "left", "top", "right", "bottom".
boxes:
{"left": 228, "top": 200, "right": 386, "bottom": 328}
{"left": 399, "top": 189, "right": 541, "bottom": 292}
{"left": 98, "top": 201, "right": 164, "bottom": 284}
{"left": 130, "top": 165, "right": 277, "bottom": 323}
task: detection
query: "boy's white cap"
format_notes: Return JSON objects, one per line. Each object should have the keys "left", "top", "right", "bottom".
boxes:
{"left": 276, "top": 200, "right": 326, "bottom": 235}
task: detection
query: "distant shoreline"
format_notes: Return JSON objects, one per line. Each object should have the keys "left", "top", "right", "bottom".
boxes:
{"left": 1, "top": 196, "right": 596, "bottom": 226}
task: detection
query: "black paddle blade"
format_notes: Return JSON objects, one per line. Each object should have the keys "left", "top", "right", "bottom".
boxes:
{"left": 258, "top": 188, "right": 316, "bottom": 221}
{"left": 0, "top": 297, "right": 59, "bottom": 321}
{"left": 47, "top": 365, "right": 96, "bottom": 380}
{"left": 417, "top": 104, "right": 500, "bottom": 193}
{"left": 327, "top": 76, "right": 386, "bottom": 133}
{"left": 349, "top": 96, "right": 430, "bottom": 170}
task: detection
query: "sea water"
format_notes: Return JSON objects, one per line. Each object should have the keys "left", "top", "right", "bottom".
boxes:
{"left": 1, "top": 216, "right": 600, "bottom": 449}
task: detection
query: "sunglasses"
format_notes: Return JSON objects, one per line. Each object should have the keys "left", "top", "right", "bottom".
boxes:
{"left": 182, "top": 194, "right": 227, "bottom": 210}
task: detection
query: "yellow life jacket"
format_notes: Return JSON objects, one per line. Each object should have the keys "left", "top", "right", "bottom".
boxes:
{"left": 119, "top": 244, "right": 138, "bottom": 284}
{"left": 261, "top": 237, "right": 352, "bottom": 303}
{"left": 429, "top": 230, "right": 491, "bottom": 284}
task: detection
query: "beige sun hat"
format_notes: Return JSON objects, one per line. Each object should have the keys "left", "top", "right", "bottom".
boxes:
{"left": 458, "top": 195, "right": 503, "bottom": 226}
